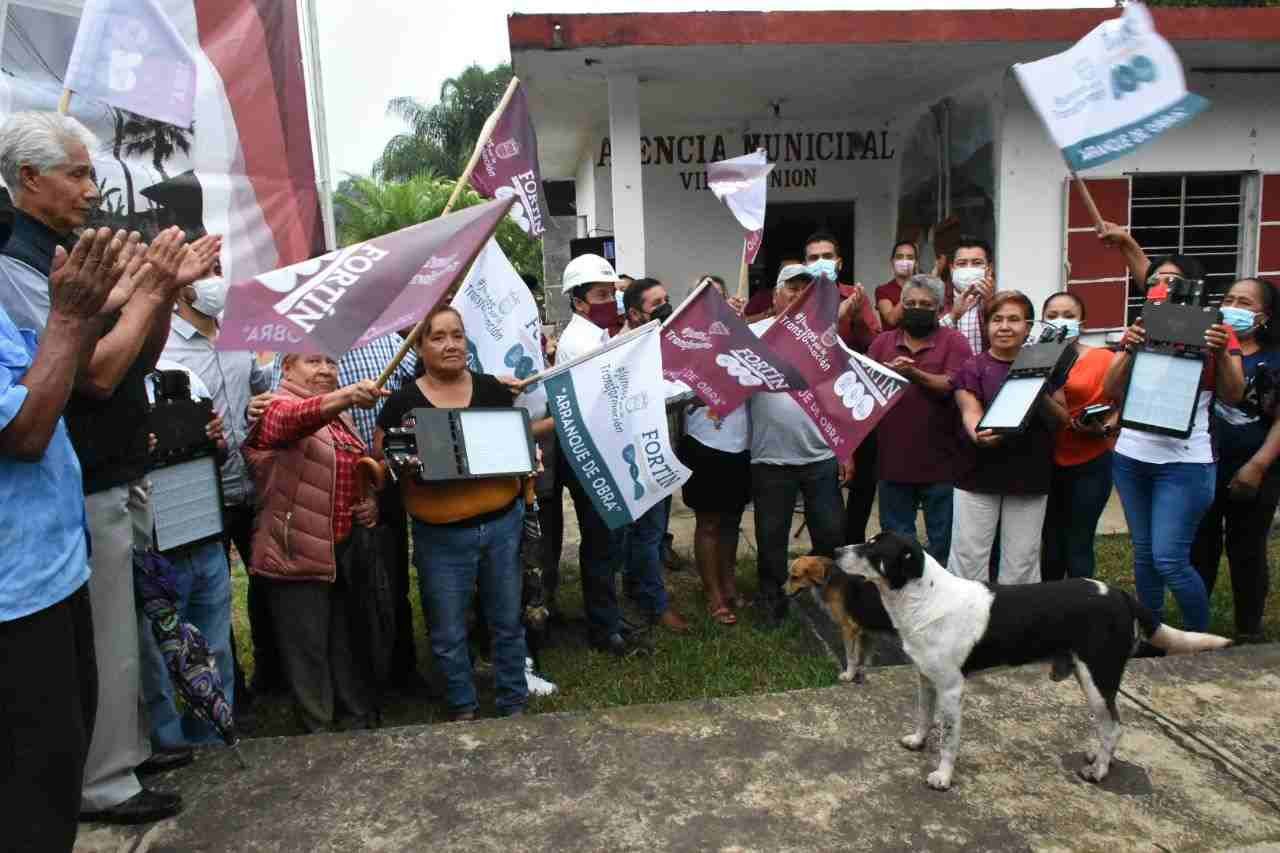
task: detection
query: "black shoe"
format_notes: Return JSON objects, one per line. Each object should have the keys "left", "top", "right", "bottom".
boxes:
{"left": 80, "top": 789, "right": 182, "bottom": 825}
{"left": 136, "top": 747, "right": 193, "bottom": 777}
{"left": 449, "top": 709, "right": 477, "bottom": 722}
{"left": 499, "top": 706, "right": 526, "bottom": 718}
{"left": 592, "top": 631, "right": 654, "bottom": 658}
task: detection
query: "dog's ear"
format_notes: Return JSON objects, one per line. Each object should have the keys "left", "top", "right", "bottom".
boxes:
{"left": 883, "top": 538, "right": 925, "bottom": 590}
{"left": 808, "top": 556, "right": 834, "bottom": 581}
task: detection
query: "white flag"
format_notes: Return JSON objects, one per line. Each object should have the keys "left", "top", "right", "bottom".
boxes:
{"left": 707, "top": 149, "right": 774, "bottom": 231}
{"left": 541, "top": 323, "right": 691, "bottom": 530}
{"left": 451, "top": 239, "right": 547, "bottom": 417}
{"left": 1013, "top": 2, "right": 1207, "bottom": 172}
{"left": 66, "top": 0, "right": 198, "bottom": 128}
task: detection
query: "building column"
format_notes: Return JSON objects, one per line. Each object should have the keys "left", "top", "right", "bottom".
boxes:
{"left": 607, "top": 73, "right": 646, "bottom": 277}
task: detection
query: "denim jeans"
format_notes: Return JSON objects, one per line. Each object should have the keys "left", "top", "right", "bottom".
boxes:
{"left": 623, "top": 496, "right": 669, "bottom": 619}
{"left": 877, "top": 481, "right": 953, "bottom": 564}
{"left": 1112, "top": 452, "right": 1215, "bottom": 631}
{"left": 138, "top": 539, "right": 234, "bottom": 748}
{"left": 1042, "top": 451, "right": 1113, "bottom": 581}
{"left": 751, "top": 459, "right": 844, "bottom": 602}
{"left": 560, "top": 454, "right": 627, "bottom": 643}
{"left": 412, "top": 501, "right": 528, "bottom": 715}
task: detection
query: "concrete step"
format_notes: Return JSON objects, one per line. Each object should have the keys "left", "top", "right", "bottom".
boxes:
{"left": 77, "top": 645, "right": 1280, "bottom": 852}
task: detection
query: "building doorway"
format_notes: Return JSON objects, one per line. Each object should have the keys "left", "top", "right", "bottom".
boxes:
{"left": 750, "top": 201, "right": 856, "bottom": 299}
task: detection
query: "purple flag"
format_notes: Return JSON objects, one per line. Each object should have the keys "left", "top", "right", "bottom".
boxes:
{"left": 66, "top": 0, "right": 198, "bottom": 128}
{"left": 468, "top": 83, "right": 547, "bottom": 238}
{"left": 217, "top": 197, "right": 514, "bottom": 358}
{"left": 761, "top": 277, "right": 908, "bottom": 456}
{"left": 661, "top": 282, "right": 807, "bottom": 417}
{"left": 745, "top": 229, "right": 764, "bottom": 264}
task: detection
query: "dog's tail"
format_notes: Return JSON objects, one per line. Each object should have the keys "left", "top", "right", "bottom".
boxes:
{"left": 1124, "top": 591, "right": 1232, "bottom": 654}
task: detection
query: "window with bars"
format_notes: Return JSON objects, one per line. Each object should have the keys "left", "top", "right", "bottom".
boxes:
{"left": 1126, "top": 173, "right": 1243, "bottom": 323}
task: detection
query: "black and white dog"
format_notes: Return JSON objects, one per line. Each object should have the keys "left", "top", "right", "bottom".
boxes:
{"left": 837, "top": 532, "right": 1231, "bottom": 791}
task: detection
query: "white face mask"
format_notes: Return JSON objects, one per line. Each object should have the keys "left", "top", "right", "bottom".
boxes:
{"left": 191, "top": 277, "right": 228, "bottom": 317}
{"left": 952, "top": 265, "right": 986, "bottom": 290}
{"left": 893, "top": 259, "right": 915, "bottom": 277}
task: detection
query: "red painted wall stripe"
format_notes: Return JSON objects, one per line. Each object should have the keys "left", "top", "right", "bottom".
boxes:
{"left": 509, "top": 9, "right": 1280, "bottom": 51}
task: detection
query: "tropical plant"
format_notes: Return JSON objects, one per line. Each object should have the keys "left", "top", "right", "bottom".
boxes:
{"left": 375, "top": 63, "right": 514, "bottom": 182}
{"left": 334, "top": 173, "right": 542, "bottom": 279}
{"left": 119, "top": 112, "right": 193, "bottom": 180}
{"left": 109, "top": 109, "right": 137, "bottom": 218}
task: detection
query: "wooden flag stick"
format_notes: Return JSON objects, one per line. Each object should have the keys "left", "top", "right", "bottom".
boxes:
{"left": 374, "top": 77, "right": 522, "bottom": 388}
{"left": 736, "top": 240, "right": 750, "bottom": 301}
{"left": 58, "top": 89, "right": 73, "bottom": 115}
{"left": 1070, "top": 170, "right": 1106, "bottom": 234}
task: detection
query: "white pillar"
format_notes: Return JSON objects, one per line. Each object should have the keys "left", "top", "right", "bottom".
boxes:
{"left": 607, "top": 74, "right": 646, "bottom": 277}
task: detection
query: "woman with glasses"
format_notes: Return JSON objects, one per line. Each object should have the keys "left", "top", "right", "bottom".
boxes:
{"left": 1103, "top": 269, "right": 1245, "bottom": 633}
{"left": 1191, "top": 277, "right": 1280, "bottom": 642}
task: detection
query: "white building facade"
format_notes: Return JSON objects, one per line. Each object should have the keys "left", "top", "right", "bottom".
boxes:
{"left": 512, "top": 7, "right": 1280, "bottom": 338}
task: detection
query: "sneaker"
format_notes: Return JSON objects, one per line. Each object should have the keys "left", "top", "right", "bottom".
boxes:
{"left": 525, "top": 658, "right": 558, "bottom": 697}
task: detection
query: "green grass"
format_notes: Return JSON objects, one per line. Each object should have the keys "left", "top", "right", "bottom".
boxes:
{"left": 229, "top": 534, "right": 1279, "bottom": 738}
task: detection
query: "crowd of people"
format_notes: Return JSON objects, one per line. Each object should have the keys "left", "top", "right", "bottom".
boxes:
{"left": 1, "top": 109, "right": 1276, "bottom": 851}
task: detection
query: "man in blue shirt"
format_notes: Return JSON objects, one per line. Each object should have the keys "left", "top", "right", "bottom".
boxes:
{"left": 0, "top": 224, "right": 126, "bottom": 852}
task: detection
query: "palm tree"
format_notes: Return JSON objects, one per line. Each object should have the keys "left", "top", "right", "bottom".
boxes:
{"left": 334, "top": 172, "right": 542, "bottom": 279}
{"left": 375, "top": 63, "right": 513, "bottom": 182}
{"left": 109, "top": 109, "right": 137, "bottom": 219}
{"left": 119, "top": 112, "right": 193, "bottom": 180}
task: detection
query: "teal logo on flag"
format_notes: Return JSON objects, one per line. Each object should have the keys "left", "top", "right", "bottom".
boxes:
{"left": 504, "top": 343, "right": 536, "bottom": 380}
{"left": 621, "top": 444, "right": 646, "bottom": 500}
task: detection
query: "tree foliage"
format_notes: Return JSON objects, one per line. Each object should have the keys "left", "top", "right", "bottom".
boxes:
{"left": 375, "top": 63, "right": 514, "bottom": 182}
{"left": 334, "top": 173, "right": 542, "bottom": 279}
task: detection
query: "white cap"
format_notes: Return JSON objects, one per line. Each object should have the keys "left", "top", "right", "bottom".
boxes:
{"left": 775, "top": 263, "right": 813, "bottom": 288}
{"left": 561, "top": 253, "right": 620, "bottom": 294}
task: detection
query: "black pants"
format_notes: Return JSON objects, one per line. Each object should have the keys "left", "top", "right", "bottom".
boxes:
{"left": 752, "top": 459, "right": 845, "bottom": 603}
{"left": 0, "top": 584, "right": 96, "bottom": 852}
{"left": 538, "top": 464, "right": 565, "bottom": 606}
{"left": 1191, "top": 469, "right": 1280, "bottom": 635}
{"left": 843, "top": 433, "right": 879, "bottom": 545}
{"left": 223, "top": 503, "right": 285, "bottom": 692}
{"left": 378, "top": 484, "right": 418, "bottom": 683}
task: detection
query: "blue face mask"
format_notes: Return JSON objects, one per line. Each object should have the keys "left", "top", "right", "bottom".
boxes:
{"left": 1221, "top": 306, "right": 1257, "bottom": 335}
{"left": 806, "top": 258, "right": 838, "bottom": 281}
{"left": 1045, "top": 317, "right": 1081, "bottom": 341}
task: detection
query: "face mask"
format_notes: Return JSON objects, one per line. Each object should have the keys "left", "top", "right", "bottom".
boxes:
{"left": 1045, "top": 317, "right": 1082, "bottom": 340}
{"left": 893, "top": 259, "right": 915, "bottom": 277}
{"left": 952, "top": 265, "right": 986, "bottom": 290}
{"left": 648, "top": 302, "right": 673, "bottom": 324}
{"left": 900, "top": 307, "right": 937, "bottom": 337}
{"left": 807, "top": 258, "right": 838, "bottom": 281}
{"left": 191, "top": 277, "right": 228, "bottom": 317}
{"left": 585, "top": 300, "right": 621, "bottom": 330}
{"left": 1221, "top": 306, "right": 1257, "bottom": 335}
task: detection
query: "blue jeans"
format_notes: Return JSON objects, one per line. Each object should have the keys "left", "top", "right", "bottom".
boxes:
{"left": 1043, "top": 451, "right": 1113, "bottom": 581}
{"left": 412, "top": 501, "right": 528, "bottom": 715}
{"left": 138, "top": 540, "right": 234, "bottom": 748}
{"left": 1112, "top": 453, "right": 1214, "bottom": 631}
{"left": 623, "top": 497, "right": 670, "bottom": 619}
{"left": 877, "top": 481, "right": 953, "bottom": 564}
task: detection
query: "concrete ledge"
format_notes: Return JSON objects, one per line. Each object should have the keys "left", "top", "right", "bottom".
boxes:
{"left": 78, "top": 646, "right": 1280, "bottom": 852}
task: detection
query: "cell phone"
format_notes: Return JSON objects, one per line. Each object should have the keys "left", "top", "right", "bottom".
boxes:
{"left": 1080, "top": 403, "right": 1114, "bottom": 423}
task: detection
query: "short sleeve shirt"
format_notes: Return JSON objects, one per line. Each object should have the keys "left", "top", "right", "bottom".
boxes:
{"left": 377, "top": 372, "right": 514, "bottom": 433}
{"left": 868, "top": 327, "right": 972, "bottom": 483}
{"left": 952, "top": 351, "right": 1055, "bottom": 495}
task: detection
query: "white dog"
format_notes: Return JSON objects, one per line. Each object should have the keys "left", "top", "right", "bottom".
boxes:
{"left": 837, "top": 532, "right": 1231, "bottom": 790}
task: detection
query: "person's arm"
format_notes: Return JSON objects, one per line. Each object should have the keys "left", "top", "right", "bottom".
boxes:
{"left": 1229, "top": 415, "right": 1280, "bottom": 499}
{"left": 1208, "top": 324, "right": 1245, "bottom": 406}
{"left": 249, "top": 354, "right": 272, "bottom": 395}
{"left": 372, "top": 426, "right": 387, "bottom": 460}
{"left": 1103, "top": 320, "right": 1145, "bottom": 402}
{"left": 1098, "top": 221, "right": 1150, "bottom": 285}
{"left": 531, "top": 416, "right": 554, "bottom": 439}
{"left": 1039, "top": 387, "right": 1070, "bottom": 430}
{"left": 0, "top": 229, "right": 123, "bottom": 459}
{"left": 877, "top": 297, "right": 903, "bottom": 330}
{"left": 248, "top": 380, "right": 387, "bottom": 449}
{"left": 838, "top": 285, "right": 877, "bottom": 353}
{"left": 956, "top": 388, "right": 1002, "bottom": 449}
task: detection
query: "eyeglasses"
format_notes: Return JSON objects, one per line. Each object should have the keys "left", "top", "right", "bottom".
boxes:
{"left": 1146, "top": 271, "right": 1198, "bottom": 288}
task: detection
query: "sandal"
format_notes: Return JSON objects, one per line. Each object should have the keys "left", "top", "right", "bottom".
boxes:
{"left": 709, "top": 605, "right": 737, "bottom": 626}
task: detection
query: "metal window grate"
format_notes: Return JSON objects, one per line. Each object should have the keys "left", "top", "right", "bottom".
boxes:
{"left": 1127, "top": 174, "right": 1242, "bottom": 324}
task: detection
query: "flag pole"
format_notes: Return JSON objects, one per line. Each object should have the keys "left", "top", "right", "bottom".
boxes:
{"left": 1070, "top": 170, "right": 1106, "bottom": 234}
{"left": 736, "top": 241, "right": 750, "bottom": 301}
{"left": 662, "top": 278, "right": 714, "bottom": 329}
{"left": 374, "top": 76, "right": 522, "bottom": 388}
{"left": 58, "top": 89, "right": 73, "bottom": 115}
{"left": 518, "top": 320, "right": 659, "bottom": 389}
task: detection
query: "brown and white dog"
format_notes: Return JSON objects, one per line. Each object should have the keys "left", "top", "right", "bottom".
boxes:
{"left": 783, "top": 556, "right": 894, "bottom": 684}
{"left": 837, "top": 532, "right": 1231, "bottom": 790}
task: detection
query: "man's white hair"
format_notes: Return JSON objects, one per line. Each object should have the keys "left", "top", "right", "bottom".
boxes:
{"left": 904, "top": 273, "right": 945, "bottom": 307}
{"left": 0, "top": 111, "right": 99, "bottom": 191}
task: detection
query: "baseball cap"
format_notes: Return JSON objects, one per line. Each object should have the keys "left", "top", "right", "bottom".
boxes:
{"left": 561, "top": 253, "right": 620, "bottom": 294}
{"left": 775, "top": 263, "right": 813, "bottom": 288}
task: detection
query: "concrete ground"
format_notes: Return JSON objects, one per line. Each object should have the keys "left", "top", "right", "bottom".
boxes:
{"left": 78, "top": 644, "right": 1280, "bottom": 852}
